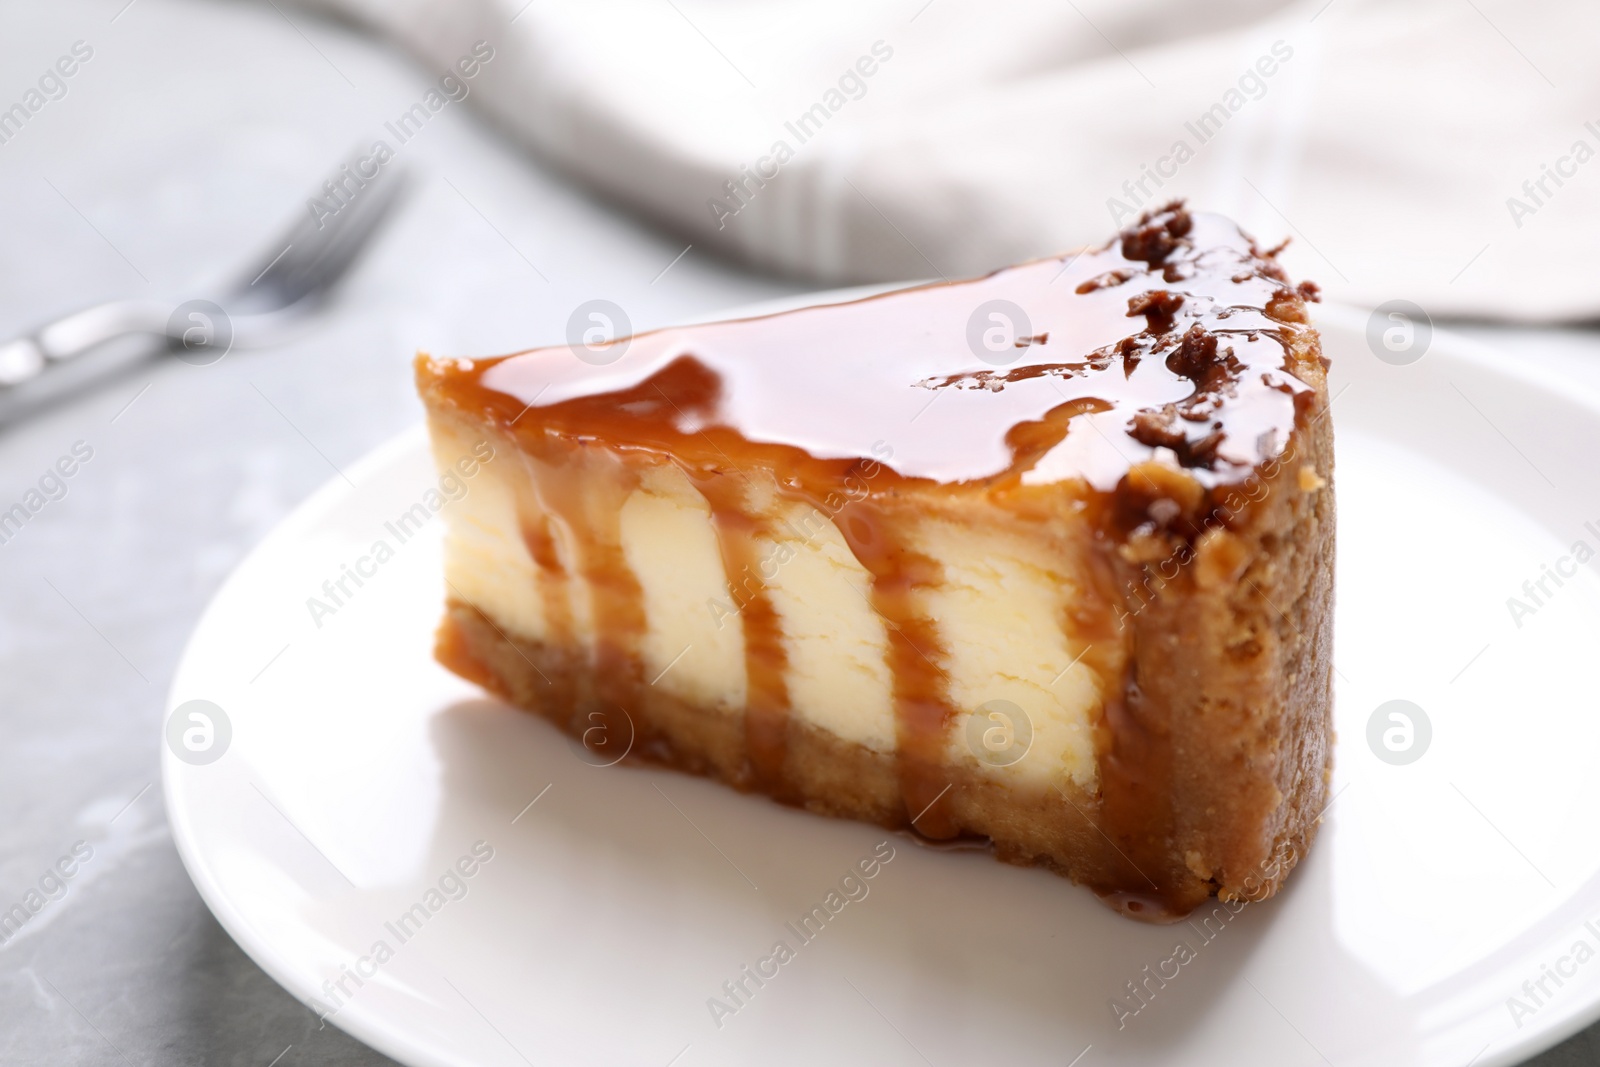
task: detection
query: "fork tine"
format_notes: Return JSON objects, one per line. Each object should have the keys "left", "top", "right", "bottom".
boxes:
{"left": 226, "top": 154, "right": 409, "bottom": 314}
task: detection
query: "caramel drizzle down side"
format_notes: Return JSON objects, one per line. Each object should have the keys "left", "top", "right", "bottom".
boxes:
{"left": 835, "top": 499, "right": 961, "bottom": 839}
{"left": 693, "top": 467, "right": 796, "bottom": 797}
{"left": 513, "top": 451, "right": 576, "bottom": 653}
{"left": 528, "top": 443, "right": 647, "bottom": 742}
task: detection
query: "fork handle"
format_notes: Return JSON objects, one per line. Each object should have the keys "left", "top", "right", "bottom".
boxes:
{"left": 0, "top": 300, "right": 181, "bottom": 427}
{"left": 0, "top": 300, "right": 168, "bottom": 389}
{"left": 40, "top": 300, "right": 170, "bottom": 360}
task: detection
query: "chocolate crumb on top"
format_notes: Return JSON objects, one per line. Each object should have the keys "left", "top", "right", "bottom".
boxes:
{"left": 909, "top": 200, "right": 1315, "bottom": 475}
{"left": 1120, "top": 202, "right": 1193, "bottom": 266}
{"left": 1127, "top": 289, "right": 1185, "bottom": 334}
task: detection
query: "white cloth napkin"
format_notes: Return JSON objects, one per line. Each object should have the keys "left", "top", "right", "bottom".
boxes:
{"left": 301, "top": 0, "right": 1600, "bottom": 321}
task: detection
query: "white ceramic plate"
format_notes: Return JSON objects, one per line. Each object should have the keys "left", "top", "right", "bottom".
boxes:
{"left": 167, "top": 300, "right": 1600, "bottom": 1067}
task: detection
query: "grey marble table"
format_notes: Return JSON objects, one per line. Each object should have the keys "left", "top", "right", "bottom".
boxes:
{"left": 0, "top": 2, "right": 1596, "bottom": 1064}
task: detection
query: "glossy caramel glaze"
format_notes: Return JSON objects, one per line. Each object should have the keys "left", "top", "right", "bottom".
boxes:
{"left": 417, "top": 203, "right": 1329, "bottom": 916}
{"left": 444, "top": 204, "right": 1318, "bottom": 492}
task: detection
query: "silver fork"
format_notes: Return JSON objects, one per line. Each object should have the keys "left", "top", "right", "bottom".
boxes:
{"left": 0, "top": 155, "right": 409, "bottom": 423}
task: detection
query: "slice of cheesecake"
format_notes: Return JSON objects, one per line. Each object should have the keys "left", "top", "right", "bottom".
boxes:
{"left": 416, "top": 203, "right": 1333, "bottom": 918}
